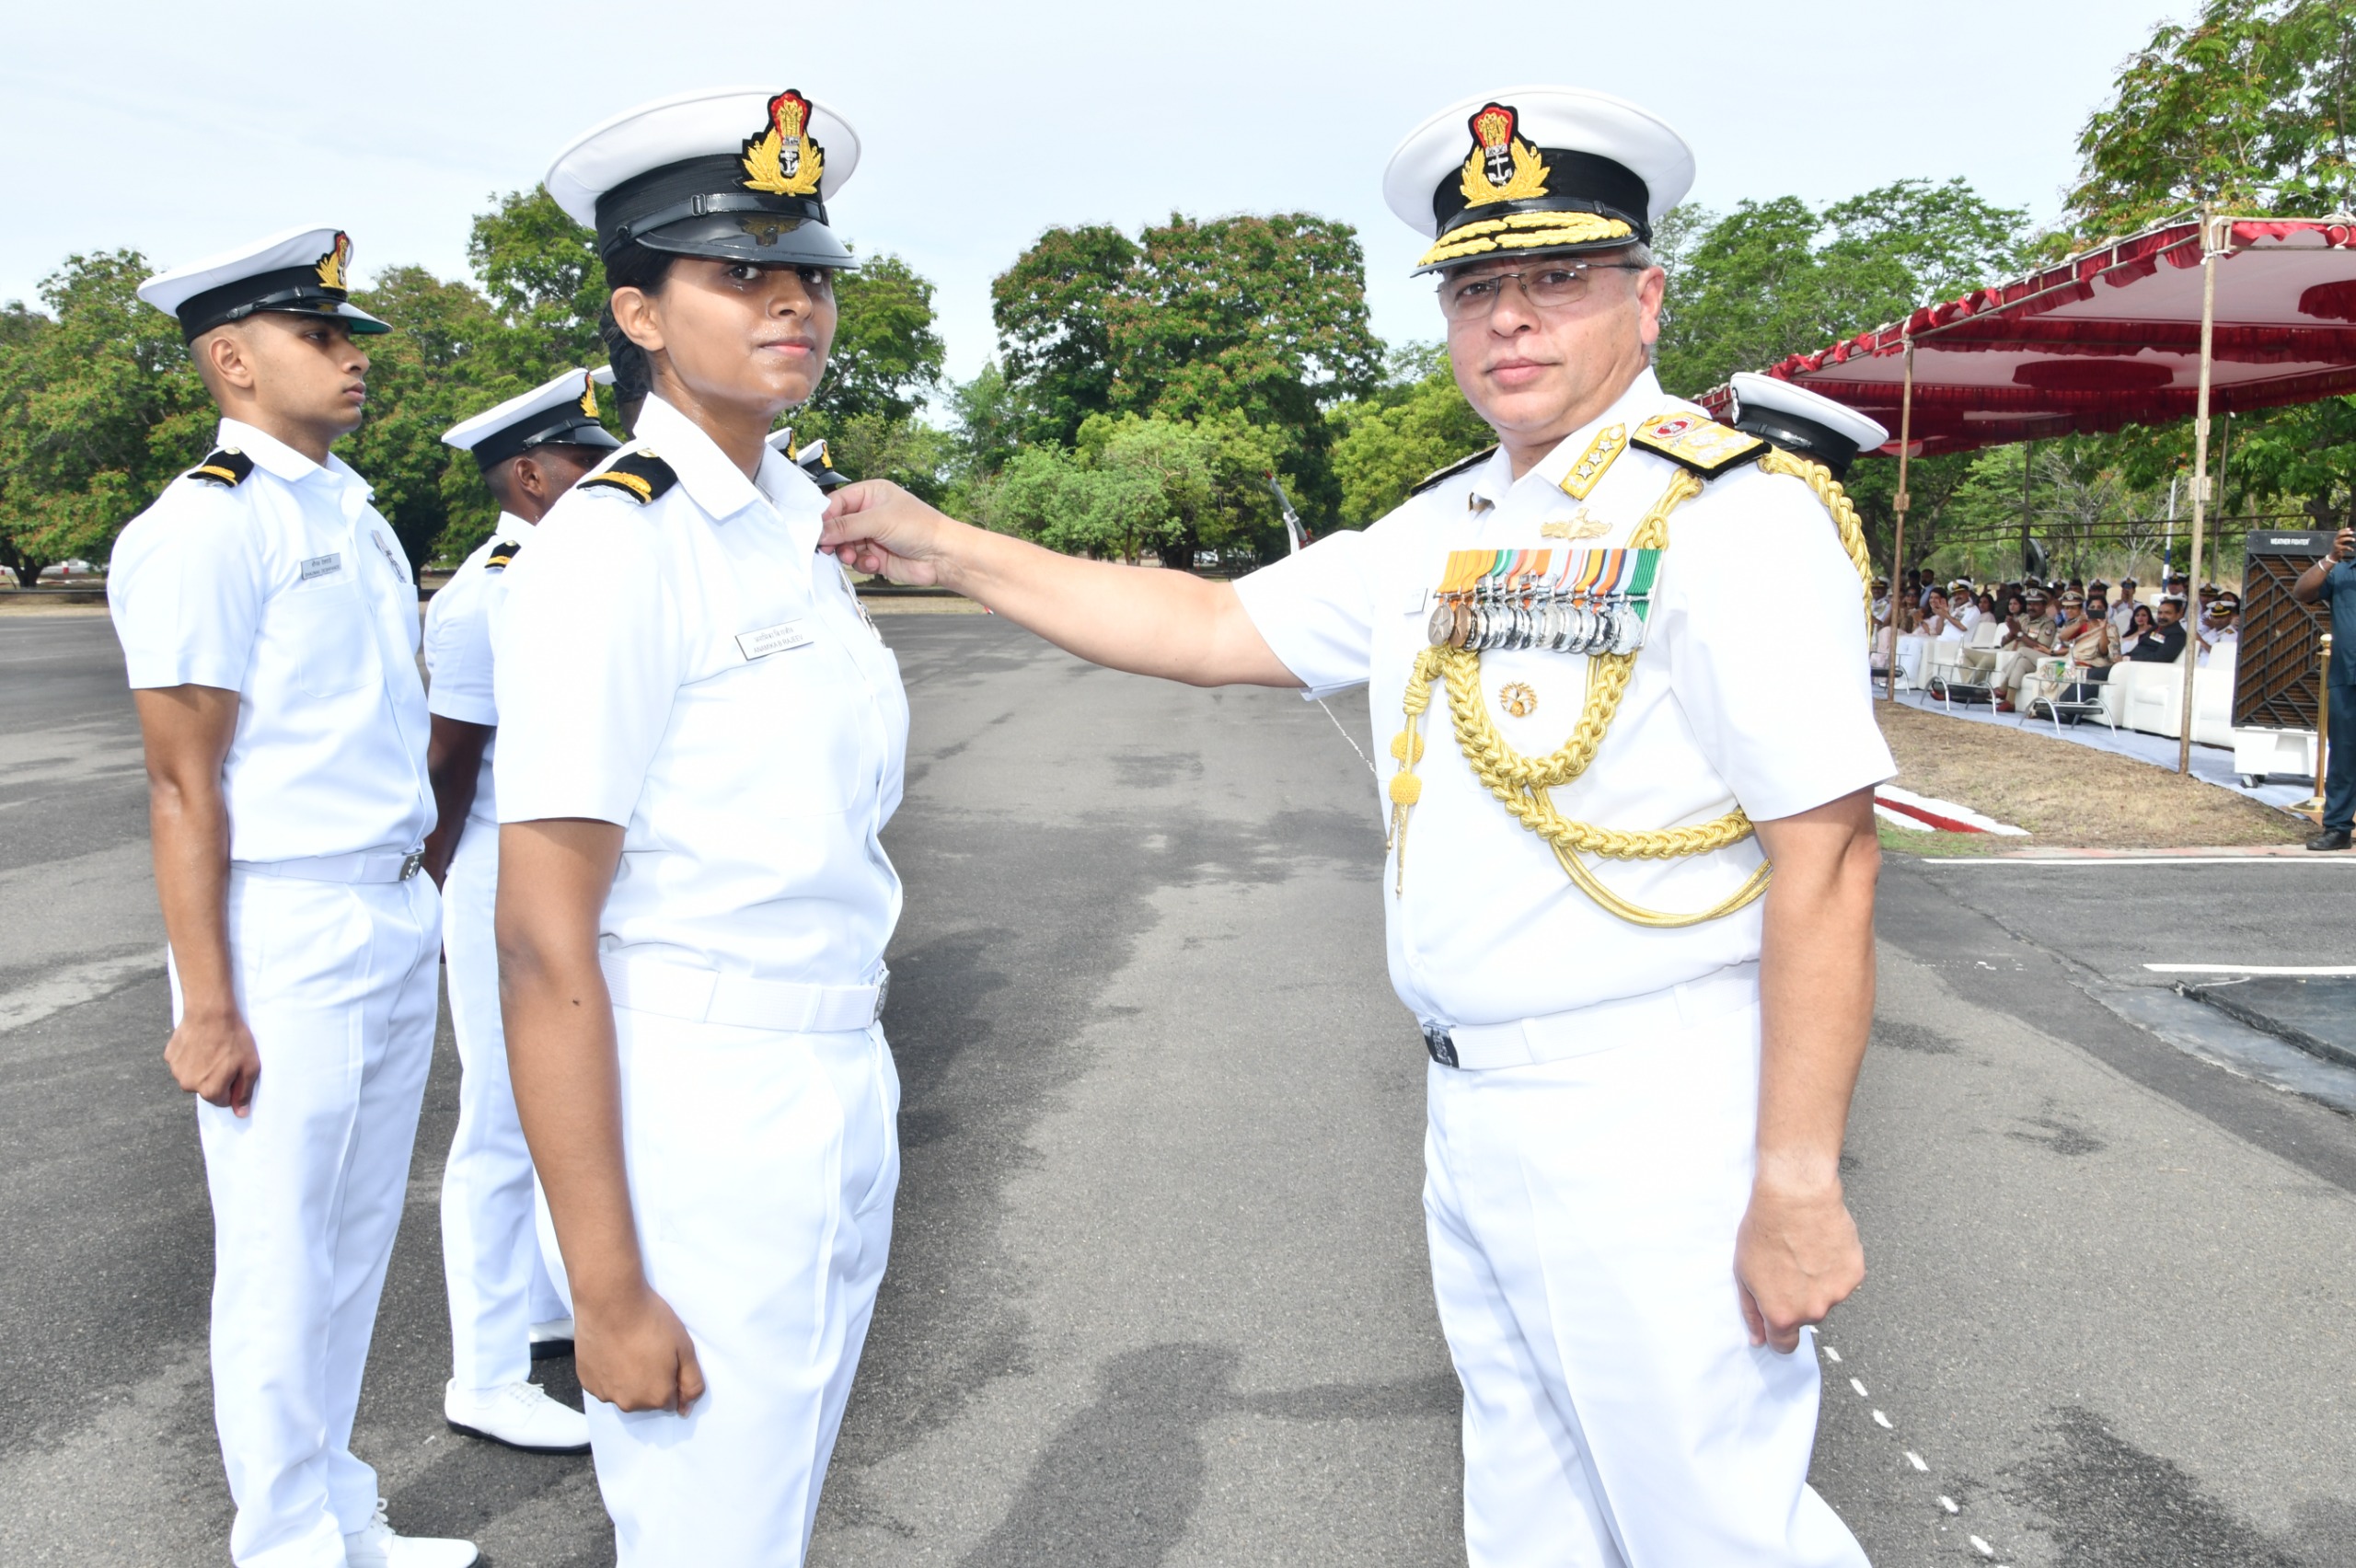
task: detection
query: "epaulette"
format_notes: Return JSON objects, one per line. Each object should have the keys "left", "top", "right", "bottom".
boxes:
{"left": 186, "top": 447, "right": 254, "bottom": 488}
{"left": 484, "top": 538, "right": 522, "bottom": 571}
{"left": 1409, "top": 445, "right": 1498, "bottom": 496}
{"left": 1629, "top": 411, "right": 1768, "bottom": 478}
{"left": 575, "top": 449, "right": 678, "bottom": 506}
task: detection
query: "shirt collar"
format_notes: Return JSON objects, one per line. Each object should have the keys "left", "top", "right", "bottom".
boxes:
{"left": 216, "top": 417, "right": 368, "bottom": 495}
{"left": 496, "top": 510, "right": 536, "bottom": 536}
{"left": 1465, "top": 369, "right": 1668, "bottom": 510}
{"left": 633, "top": 396, "right": 805, "bottom": 524}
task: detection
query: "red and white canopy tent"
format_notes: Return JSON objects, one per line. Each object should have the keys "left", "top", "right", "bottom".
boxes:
{"left": 1695, "top": 212, "right": 2356, "bottom": 770}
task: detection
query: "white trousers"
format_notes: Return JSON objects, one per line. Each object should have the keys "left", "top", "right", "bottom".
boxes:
{"left": 1425, "top": 995, "right": 1870, "bottom": 1568}
{"left": 438, "top": 822, "right": 563, "bottom": 1390}
{"left": 179, "top": 870, "right": 441, "bottom": 1568}
{"left": 588, "top": 1006, "right": 899, "bottom": 1567}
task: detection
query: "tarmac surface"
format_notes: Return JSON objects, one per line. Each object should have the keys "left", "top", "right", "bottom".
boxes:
{"left": 2, "top": 607, "right": 2352, "bottom": 1567}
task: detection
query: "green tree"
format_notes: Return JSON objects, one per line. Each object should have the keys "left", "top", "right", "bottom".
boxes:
{"left": 1655, "top": 180, "right": 2027, "bottom": 398}
{"left": 990, "top": 224, "right": 1139, "bottom": 446}
{"left": 345, "top": 266, "right": 510, "bottom": 570}
{"left": 1328, "top": 349, "right": 1492, "bottom": 525}
{"left": 809, "top": 254, "right": 946, "bottom": 424}
{"left": 2068, "top": 0, "right": 2356, "bottom": 236}
{"left": 0, "top": 251, "right": 211, "bottom": 586}
{"left": 468, "top": 188, "right": 606, "bottom": 367}
{"left": 2064, "top": 0, "right": 2356, "bottom": 532}
{"left": 989, "top": 213, "right": 1383, "bottom": 529}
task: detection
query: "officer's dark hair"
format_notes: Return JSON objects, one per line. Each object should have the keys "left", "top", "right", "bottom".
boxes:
{"left": 600, "top": 241, "right": 670, "bottom": 425}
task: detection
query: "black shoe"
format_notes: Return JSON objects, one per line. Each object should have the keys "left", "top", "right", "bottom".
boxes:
{"left": 2307, "top": 828, "right": 2352, "bottom": 851}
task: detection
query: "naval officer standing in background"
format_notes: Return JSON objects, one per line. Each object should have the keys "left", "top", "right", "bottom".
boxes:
{"left": 820, "top": 87, "right": 1887, "bottom": 1568}
{"left": 494, "top": 87, "right": 907, "bottom": 1566}
{"left": 111, "top": 228, "right": 475, "bottom": 1567}
{"left": 422, "top": 367, "right": 620, "bottom": 1456}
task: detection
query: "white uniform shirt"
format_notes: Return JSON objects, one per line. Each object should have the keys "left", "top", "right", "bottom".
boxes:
{"left": 1234, "top": 370, "right": 1894, "bottom": 1028}
{"left": 422, "top": 513, "right": 533, "bottom": 826}
{"left": 108, "top": 418, "right": 433, "bottom": 863}
{"left": 1954, "top": 601, "right": 1985, "bottom": 633}
{"left": 495, "top": 396, "right": 908, "bottom": 984}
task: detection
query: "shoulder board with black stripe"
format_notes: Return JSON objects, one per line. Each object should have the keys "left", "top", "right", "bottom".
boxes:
{"left": 484, "top": 539, "right": 522, "bottom": 571}
{"left": 1409, "top": 445, "right": 1498, "bottom": 496}
{"left": 1629, "top": 412, "right": 1768, "bottom": 478}
{"left": 575, "top": 450, "right": 678, "bottom": 506}
{"left": 185, "top": 447, "right": 254, "bottom": 488}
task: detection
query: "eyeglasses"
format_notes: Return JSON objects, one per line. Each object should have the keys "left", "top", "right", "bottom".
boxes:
{"left": 1438, "top": 262, "right": 1646, "bottom": 321}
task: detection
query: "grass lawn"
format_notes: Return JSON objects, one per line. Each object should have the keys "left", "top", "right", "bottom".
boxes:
{"left": 1874, "top": 698, "right": 2309, "bottom": 855}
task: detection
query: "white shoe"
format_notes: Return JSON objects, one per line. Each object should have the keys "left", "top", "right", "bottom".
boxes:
{"left": 344, "top": 1499, "right": 477, "bottom": 1567}
{"left": 445, "top": 1378, "right": 593, "bottom": 1454}
{"left": 528, "top": 1316, "right": 575, "bottom": 1359}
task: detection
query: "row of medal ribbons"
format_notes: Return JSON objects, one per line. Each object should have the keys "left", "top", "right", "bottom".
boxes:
{"left": 1426, "top": 547, "right": 1662, "bottom": 654}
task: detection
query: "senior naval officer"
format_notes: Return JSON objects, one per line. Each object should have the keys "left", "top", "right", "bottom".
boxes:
{"left": 111, "top": 228, "right": 475, "bottom": 1567}
{"left": 493, "top": 86, "right": 906, "bottom": 1566}
{"left": 422, "top": 368, "right": 621, "bottom": 1456}
{"left": 819, "top": 86, "right": 1888, "bottom": 1567}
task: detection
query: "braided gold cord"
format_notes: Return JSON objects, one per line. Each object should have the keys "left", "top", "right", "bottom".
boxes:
{"left": 1387, "top": 450, "right": 1868, "bottom": 924}
{"left": 1754, "top": 449, "right": 1877, "bottom": 628}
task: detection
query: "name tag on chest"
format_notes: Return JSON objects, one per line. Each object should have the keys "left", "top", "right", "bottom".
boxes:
{"left": 736, "top": 620, "right": 814, "bottom": 661}
{"left": 300, "top": 553, "right": 343, "bottom": 582}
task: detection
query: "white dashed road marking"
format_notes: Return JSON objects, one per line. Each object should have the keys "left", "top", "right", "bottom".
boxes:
{"left": 1826, "top": 1341, "right": 2015, "bottom": 1563}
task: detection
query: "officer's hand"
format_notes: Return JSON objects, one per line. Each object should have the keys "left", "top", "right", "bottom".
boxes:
{"left": 165, "top": 1005, "right": 261, "bottom": 1116}
{"left": 1734, "top": 1176, "right": 1864, "bottom": 1355}
{"left": 2337, "top": 526, "right": 2353, "bottom": 562}
{"left": 820, "top": 480, "right": 954, "bottom": 586}
{"left": 577, "top": 1285, "right": 705, "bottom": 1416}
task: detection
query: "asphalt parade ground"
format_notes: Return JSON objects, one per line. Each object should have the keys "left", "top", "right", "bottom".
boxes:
{"left": 2, "top": 605, "right": 2352, "bottom": 1567}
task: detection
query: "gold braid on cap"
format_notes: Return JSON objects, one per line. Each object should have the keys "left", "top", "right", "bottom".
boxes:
{"left": 1384, "top": 454, "right": 1877, "bottom": 928}
{"left": 1417, "top": 211, "right": 1635, "bottom": 270}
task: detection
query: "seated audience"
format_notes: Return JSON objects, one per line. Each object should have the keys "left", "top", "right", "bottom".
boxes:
{"left": 2108, "top": 578, "right": 2142, "bottom": 634}
{"left": 2199, "top": 592, "right": 2240, "bottom": 661}
{"left": 2126, "top": 596, "right": 2190, "bottom": 663}
{"left": 2119, "top": 602, "right": 2160, "bottom": 655}
{"left": 1993, "top": 588, "right": 2062, "bottom": 711}
{"left": 2058, "top": 591, "right": 2118, "bottom": 671}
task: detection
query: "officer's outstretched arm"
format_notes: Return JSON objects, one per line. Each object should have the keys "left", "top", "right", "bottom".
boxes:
{"left": 821, "top": 480, "right": 1302, "bottom": 689}
{"left": 1736, "top": 786, "right": 1880, "bottom": 1354}
{"left": 133, "top": 685, "right": 259, "bottom": 1116}
{"left": 498, "top": 817, "right": 706, "bottom": 1417}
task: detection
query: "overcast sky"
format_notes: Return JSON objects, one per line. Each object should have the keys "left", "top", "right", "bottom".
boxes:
{"left": 2, "top": 1, "right": 2181, "bottom": 386}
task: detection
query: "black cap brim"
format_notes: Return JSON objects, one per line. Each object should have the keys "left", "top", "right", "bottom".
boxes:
{"left": 632, "top": 212, "right": 857, "bottom": 269}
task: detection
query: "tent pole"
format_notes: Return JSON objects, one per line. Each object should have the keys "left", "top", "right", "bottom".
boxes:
{"left": 2178, "top": 213, "right": 2220, "bottom": 776}
{"left": 1886, "top": 340, "right": 1915, "bottom": 702}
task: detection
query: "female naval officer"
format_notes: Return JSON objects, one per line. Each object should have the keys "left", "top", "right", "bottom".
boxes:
{"left": 490, "top": 86, "right": 906, "bottom": 1566}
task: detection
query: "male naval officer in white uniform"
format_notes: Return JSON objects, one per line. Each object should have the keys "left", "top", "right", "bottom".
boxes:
{"left": 421, "top": 369, "right": 619, "bottom": 1455}
{"left": 819, "top": 87, "right": 1890, "bottom": 1567}
{"left": 112, "top": 227, "right": 476, "bottom": 1568}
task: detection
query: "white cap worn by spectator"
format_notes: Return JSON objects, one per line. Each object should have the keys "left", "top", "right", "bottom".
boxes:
{"left": 1727, "top": 373, "right": 1889, "bottom": 481}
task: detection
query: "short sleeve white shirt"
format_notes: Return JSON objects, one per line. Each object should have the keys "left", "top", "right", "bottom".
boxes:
{"left": 107, "top": 418, "right": 434, "bottom": 863}
{"left": 1233, "top": 370, "right": 1894, "bottom": 1027}
{"left": 495, "top": 396, "right": 908, "bottom": 985}
{"left": 422, "top": 513, "right": 532, "bottom": 825}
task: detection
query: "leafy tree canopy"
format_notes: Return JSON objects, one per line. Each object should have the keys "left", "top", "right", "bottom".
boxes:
{"left": 806, "top": 254, "right": 946, "bottom": 426}
{"left": 0, "top": 251, "right": 210, "bottom": 585}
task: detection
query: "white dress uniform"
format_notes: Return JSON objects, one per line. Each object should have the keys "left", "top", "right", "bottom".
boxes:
{"left": 495, "top": 391, "right": 907, "bottom": 1563}
{"left": 422, "top": 517, "right": 571, "bottom": 1384}
{"left": 110, "top": 410, "right": 444, "bottom": 1568}
{"left": 425, "top": 367, "right": 620, "bottom": 1443}
{"left": 1237, "top": 90, "right": 1893, "bottom": 1568}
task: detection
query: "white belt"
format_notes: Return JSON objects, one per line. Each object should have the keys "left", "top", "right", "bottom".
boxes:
{"left": 602, "top": 956, "right": 888, "bottom": 1034}
{"left": 232, "top": 847, "right": 425, "bottom": 883}
{"left": 1424, "top": 962, "right": 1760, "bottom": 1071}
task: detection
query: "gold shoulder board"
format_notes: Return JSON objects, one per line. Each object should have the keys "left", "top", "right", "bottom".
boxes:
{"left": 576, "top": 450, "right": 678, "bottom": 505}
{"left": 1629, "top": 413, "right": 1767, "bottom": 478}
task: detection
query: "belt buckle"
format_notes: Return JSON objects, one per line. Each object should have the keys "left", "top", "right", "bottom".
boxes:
{"left": 872, "top": 967, "right": 890, "bottom": 1024}
{"left": 1421, "top": 1023, "right": 1459, "bottom": 1068}
{"left": 399, "top": 849, "right": 425, "bottom": 881}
